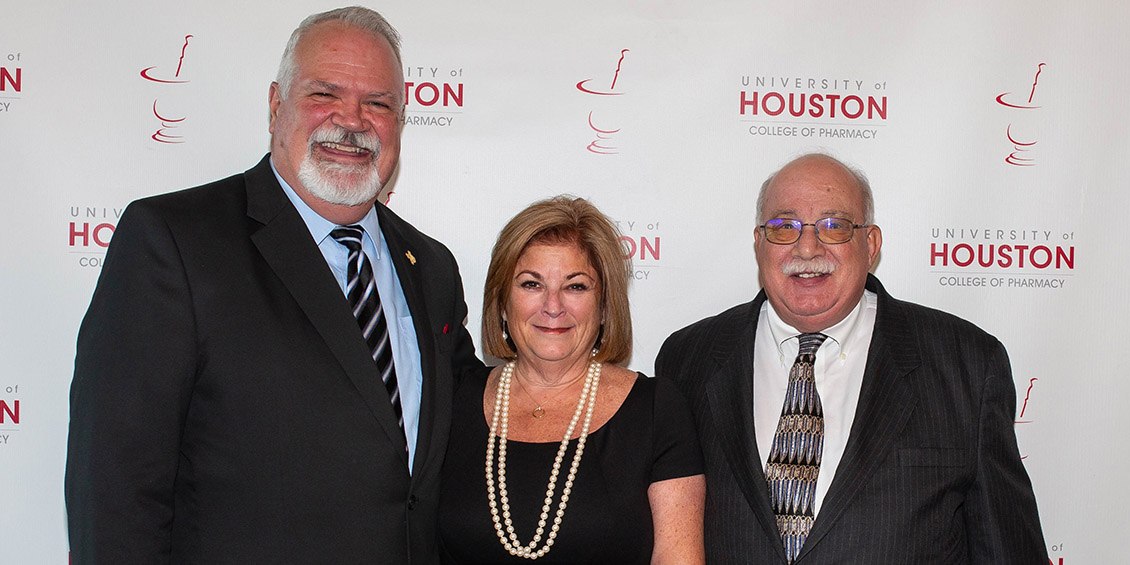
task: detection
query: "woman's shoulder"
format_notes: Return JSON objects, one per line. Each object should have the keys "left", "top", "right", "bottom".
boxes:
{"left": 613, "top": 368, "right": 686, "bottom": 408}
{"left": 602, "top": 363, "right": 641, "bottom": 387}
{"left": 596, "top": 364, "right": 642, "bottom": 412}
{"left": 615, "top": 371, "right": 705, "bottom": 481}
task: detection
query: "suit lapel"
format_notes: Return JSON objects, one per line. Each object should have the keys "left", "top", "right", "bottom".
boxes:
{"left": 798, "top": 275, "right": 920, "bottom": 560}
{"left": 245, "top": 157, "right": 409, "bottom": 463}
{"left": 374, "top": 204, "right": 441, "bottom": 479}
{"left": 705, "top": 293, "right": 789, "bottom": 563}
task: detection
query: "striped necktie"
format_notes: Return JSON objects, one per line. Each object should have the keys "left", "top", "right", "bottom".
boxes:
{"left": 766, "top": 332, "right": 828, "bottom": 562}
{"left": 330, "top": 225, "right": 402, "bottom": 429}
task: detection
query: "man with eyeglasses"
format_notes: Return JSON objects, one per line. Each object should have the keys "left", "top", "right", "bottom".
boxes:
{"left": 656, "top": 153, "right": 1047, "bottom": 564}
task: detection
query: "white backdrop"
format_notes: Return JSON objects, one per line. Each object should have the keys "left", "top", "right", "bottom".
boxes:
{"left": 2, "top": 1, "right": 1125, "bottom": 562}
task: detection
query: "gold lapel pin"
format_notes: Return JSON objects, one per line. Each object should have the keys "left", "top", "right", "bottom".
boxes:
{"left": 405, "top": 250, "right": 416, "bottom": 265}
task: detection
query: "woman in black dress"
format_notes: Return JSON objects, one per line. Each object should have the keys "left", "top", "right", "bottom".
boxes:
{"left": 438, "top": 196, "right": 705, "bottom": 563}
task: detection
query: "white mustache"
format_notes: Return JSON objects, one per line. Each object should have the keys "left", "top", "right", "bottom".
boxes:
{"left": 308, "top": 125, "right": 380, "bottom": 154}
{"left": 781, "top": 257, "right": 836, "bottom": 276}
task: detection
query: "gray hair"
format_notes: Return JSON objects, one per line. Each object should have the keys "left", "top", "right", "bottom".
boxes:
{"left": 275, "top": 6, "right": 402, "bottom": 97}
{"left": 756, "top": 153, "right": 875, "bottom": 225}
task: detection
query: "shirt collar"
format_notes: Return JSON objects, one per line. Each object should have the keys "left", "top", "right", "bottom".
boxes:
{"left": 764, "top": 288, "right": 877, "bottom": 364}
{"left": 269, "top": 156, "right": 382, "bottom": 258}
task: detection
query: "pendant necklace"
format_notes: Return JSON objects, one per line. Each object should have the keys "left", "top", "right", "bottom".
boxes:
{"left": 512, "top": 370, "right": 584, "bottom": 419}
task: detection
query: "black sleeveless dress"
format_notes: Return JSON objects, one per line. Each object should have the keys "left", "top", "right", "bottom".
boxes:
{"left": 438, "top": 371, "right": 703, "bottom": 564}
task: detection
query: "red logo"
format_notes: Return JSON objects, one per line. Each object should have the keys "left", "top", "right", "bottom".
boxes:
{"left": 140, "top": 35, "right": 193, "bottom": 84}
{"left": 996, "top": 63, "right": 1046, "bottom": 166}
{"left": 1, "top": 384, "right": 19, "bottom": 447}
{"left": 614, "top": 219, "right": 662, "bottom": 282}
{"left": 2, "top": 52, "right": 24, "bottom": 113}
{"left": 930, "top": 242, "right": 1074, "bottom": 270}
{"left": 576, "top": 49, "right": 629, "bottom": 96}
{"left": 404, "top": 79, "right": 463, "bottom": 107}
{"left": 577, "top": 50, "right": 630, "bottom": 155}
{"left": 0, "top": 400, "right": 17, "bottom": 425}
{"left": 927, "top": 226, "right": 1075, "bottom": 290}
{"left": 995, "top": 63, "right": 1044, "bottom": 110}
{"left": 1014, "top": 377, "right": 1038, "bottom": 460}
{"left": 69, "top": 206, "right": 123, "bottom": 268}
{"left": 620, "top": 235, "right": 659, "bottom": 261}
{"left": 737, "top": 75, "right": 888, "bottom": 140}
{"left": 141, "top": 35, "right": 193, "bottom": 143}
{"left": 739, "top": 91, "right": 886, "bottom": 120}
{"left": 402, "top": 66, "right": 464, "bottom": 128}
{"left": 0, "top": 65, "right": 20, "bottom": 92}
{"left": 151, "top": 100, "right": 187, "bottom": 144}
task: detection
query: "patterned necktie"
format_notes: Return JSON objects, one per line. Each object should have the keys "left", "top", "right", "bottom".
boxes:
{"left": 330, "top": 225, "right": 403, "bottom": 429}
{"left": 766, "top": 332, "right": 828, "bottom": 562}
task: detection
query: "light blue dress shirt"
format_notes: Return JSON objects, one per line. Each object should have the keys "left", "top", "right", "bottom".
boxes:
{"left": 271, "top": 161, "right": 423, "bottom": 472}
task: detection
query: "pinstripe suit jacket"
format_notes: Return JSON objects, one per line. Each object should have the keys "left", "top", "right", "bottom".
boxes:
{"left": 655, "top": 275, "right": 1046, "bottom": 564}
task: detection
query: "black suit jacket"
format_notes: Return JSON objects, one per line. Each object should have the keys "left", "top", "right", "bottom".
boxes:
{"left": 66, "top": 155, "right": 483, "bottom": 564}
{"left": 655, "top": 275, "right": 1046, "bottom": 564}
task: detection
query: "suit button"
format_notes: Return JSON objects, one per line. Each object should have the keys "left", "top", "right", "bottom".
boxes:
{"left": 407, "top": 495, "right": 419, "bottom": 510}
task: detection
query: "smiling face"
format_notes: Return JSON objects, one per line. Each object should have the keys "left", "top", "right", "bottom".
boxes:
{"left": 504, "top": 243, "right": 603, "bottom": 368}
{"left": 754, "top": 155, "right": 882, "bottom": 333}
{"left": 268, "top": 20, "right": 404, "bottom": 224}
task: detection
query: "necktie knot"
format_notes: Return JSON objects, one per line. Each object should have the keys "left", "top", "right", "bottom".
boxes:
{"left": 797, "top": 332, "right": 827, "bottom": 360}
{"left": 330, "top": 225, "right": 365, "bottom": 253}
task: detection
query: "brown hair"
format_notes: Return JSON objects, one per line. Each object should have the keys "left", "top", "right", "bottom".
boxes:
{"left": 482, "top": 196, "right": 632, "bottom": 364}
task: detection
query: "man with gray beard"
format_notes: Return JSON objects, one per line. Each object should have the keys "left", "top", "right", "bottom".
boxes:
{"left": 655, "top": 153, "right": 1047, "bottom": 564}
{"left": 65, "top": 7, "right": 483, "bottom": 564}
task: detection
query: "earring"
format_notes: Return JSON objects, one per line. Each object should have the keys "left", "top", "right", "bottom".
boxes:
{"left": 502, "top": 320, "right": 517, "bottom": 353}
{"left": 592, "top": 323, "right": 605, "bottom": 354}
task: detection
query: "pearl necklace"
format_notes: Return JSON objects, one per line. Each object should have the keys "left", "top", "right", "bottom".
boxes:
{"left": 485, "top": 356, "right": 601, "bottom": 560}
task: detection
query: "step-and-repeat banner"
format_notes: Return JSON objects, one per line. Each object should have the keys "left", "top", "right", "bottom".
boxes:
{"left": 2, "top": 1, "right": 1123, "bottom": 562}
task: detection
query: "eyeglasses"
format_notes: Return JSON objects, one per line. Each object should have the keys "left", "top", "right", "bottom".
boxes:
{"left": 758, "top": 217, "right": 868, "bottom": 245}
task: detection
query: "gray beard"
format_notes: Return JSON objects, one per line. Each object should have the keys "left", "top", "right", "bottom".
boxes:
{"left": 297, "top": 151, "right": 384, "bottom": 207}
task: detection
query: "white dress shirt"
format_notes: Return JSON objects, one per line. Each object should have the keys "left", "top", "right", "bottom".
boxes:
{"left": 753, "top": 289, "right": 878, "bottom": 516}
